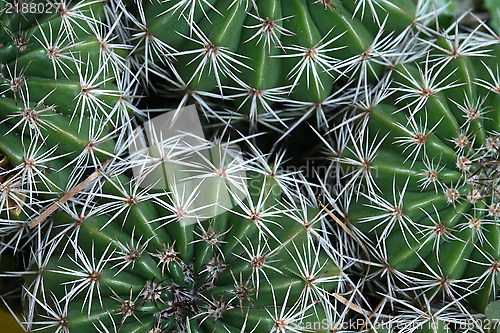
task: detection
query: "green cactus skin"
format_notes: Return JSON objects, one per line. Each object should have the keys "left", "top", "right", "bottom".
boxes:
{"left": 0, "top": 0, "right": 130, "bottom": 221}
{"left": 0, "top": 0, "right": 127, "bottom": 120}
{"left": 127, "top": 0, "right": 417, "bottom": 126}
{"left": 0, "top": 3, "right": 132, "bottom": 321}
{"left": 335, "top": 14, "right": 500, "bottom": 316}
{"left": 24, "top": 141, "right": 342, "bottom": 333}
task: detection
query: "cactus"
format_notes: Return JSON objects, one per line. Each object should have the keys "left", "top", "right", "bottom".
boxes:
{"left": 325, "top": 8, "right": 500, "bottom": 327}
{"left": 5, "top": 1, "right": 500, "bottom": 332}
{"left": 21, "top": 133, "right": 349, "bottom": 333}
{"left": 0, "top": 0, "right": 134, "bottom": 241}
{"left": 119, "top": 0, "right": 427, "bottom": 133}
{"left": 0, "top": 3, "right": 137, "bottom": 330}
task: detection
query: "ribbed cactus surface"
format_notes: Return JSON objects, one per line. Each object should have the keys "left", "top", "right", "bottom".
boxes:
{"left": 24, "top": 138, "right": 343, "bottom": 332}
{"left": 125, "top": 0, "right": 418, "bottom": 128}
{"left": 0, "top": 0, "right": 130, "bottom": 223}
{"left": 333, "top": 11, "right": 500, "bottom": 317}
{"left": 4, "top": 1, "right": 500, "bottom": 332}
